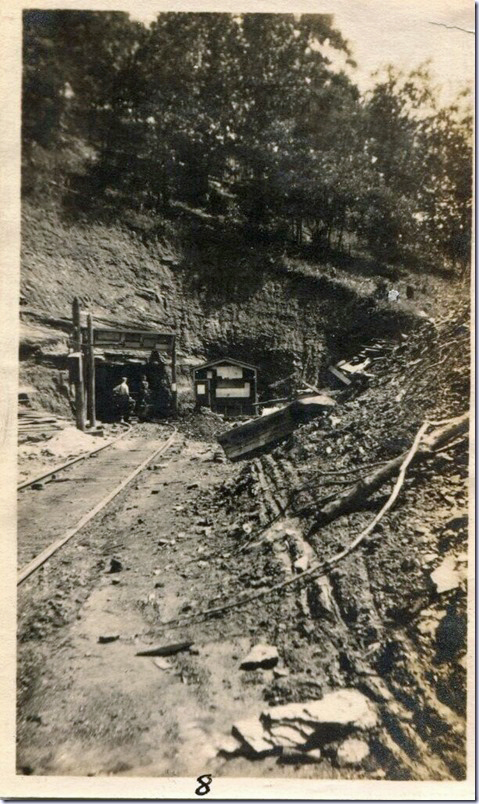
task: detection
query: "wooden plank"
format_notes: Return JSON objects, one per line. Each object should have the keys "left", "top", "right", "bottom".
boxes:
{"left": 218, "top": 395, "right": 335, "bottom": 460}
{"left": 136, "top": 640, "right": 193, "bottom": 657}
{"left": 328, "top": 365, "right": 352, "bottom": 385}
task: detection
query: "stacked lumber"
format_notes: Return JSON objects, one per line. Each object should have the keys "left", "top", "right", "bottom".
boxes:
{"left": 328, "top": 339, "right": 392, "bottom": 386}
{"left": 18, "top": 409, "right": 64, "bottom": 437}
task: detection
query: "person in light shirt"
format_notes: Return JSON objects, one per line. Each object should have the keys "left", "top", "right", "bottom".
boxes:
{"left": 113, "top": 377, "right": 130, "bottom": 422}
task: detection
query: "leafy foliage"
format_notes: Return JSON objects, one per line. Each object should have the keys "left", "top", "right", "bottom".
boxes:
{"left": 22, "top": 11, "right": 472, "bottom": 271}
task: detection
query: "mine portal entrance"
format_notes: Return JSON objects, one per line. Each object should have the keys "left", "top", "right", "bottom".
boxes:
{"left": 70, "top": 300, "right": 177, "bottom": 429}
{"left": 86, "top": 329, "right": 177, "bottom": 423}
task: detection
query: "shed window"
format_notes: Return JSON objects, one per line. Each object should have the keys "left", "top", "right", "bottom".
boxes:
{"left": 196, "top": 383, "right": 206, "bottom": 395}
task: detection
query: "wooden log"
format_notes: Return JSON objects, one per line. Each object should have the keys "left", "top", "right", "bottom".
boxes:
{"left": 72, "top": 297, "right": 86, "bottom": 431}
{"left": 311, "top": 412, "right": 469, "bottom": 532}
{"left": 86, "top": 313, "right": 96, "bottom": 428}
{"left": 136, "top": 640, "right": 193, "bottom": 657}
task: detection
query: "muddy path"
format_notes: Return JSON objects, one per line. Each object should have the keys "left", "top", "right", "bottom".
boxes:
{"left": 18, "top": 430, "right": 363, "bottom": 779}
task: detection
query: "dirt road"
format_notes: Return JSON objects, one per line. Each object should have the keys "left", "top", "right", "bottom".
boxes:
{"left": 18, "top": 427, "right": 365, "bottom": 780}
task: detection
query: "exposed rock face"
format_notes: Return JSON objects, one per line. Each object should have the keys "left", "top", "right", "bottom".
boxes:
{"left": 21, "top": 199, "right": 408, "bottom": 415}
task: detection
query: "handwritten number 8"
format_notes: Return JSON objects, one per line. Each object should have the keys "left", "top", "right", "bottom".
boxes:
{"left": 195, "top": 774, "right": 212, "bottom": 796}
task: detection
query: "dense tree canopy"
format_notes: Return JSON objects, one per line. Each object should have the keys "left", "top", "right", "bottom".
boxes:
{"left": 22, "top": 10, "right": 472, "bottom": 270}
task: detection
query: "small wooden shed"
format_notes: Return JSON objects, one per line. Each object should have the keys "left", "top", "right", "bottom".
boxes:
{"left": 193, "top": 357, "right": 258, "bottom": 416}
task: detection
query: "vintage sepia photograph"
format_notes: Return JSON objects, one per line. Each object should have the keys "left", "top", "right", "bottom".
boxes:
{"left": 4, "top": 0, "right": 474, "bottom": 796}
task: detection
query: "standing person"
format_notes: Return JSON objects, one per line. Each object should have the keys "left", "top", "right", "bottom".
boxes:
{"left": 137, "top": 374, "right": 151, "bottom": 418}
{"left": 113, "top": 376, "right": 130, "bottom": 422}
{"left": 157, "top": 372, "right": 171, "bottom": 417}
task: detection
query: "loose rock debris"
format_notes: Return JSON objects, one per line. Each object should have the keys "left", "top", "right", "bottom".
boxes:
{"left": 108, "top": 558, "right": 123, "bottom": 574}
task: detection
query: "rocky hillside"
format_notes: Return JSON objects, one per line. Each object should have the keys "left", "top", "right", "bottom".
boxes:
{"left": 20, "top": 197, "right": 451, "bottom": 415}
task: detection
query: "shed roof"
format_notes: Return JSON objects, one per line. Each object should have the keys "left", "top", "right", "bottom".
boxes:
{"left": 194, "top": 357, "right": 258, "bottom": 372}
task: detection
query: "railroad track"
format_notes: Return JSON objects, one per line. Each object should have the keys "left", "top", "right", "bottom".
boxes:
{"left": 17, "top": 423, "right": 133, "bottom": 491}
{"left": 17, "top": 425, "right": 177, "bottom": 585}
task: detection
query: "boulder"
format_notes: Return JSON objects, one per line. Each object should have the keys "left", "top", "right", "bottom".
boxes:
{"left": 294, "top": 555, "right": 309, "bottom": 573}
{"left": 240, "top": 644, "right": 279, "bottom": 670}
{"left": 232, "top": 717, "right": 276, "bottom": 756}
{"left": 430, "top": 555, "right": 467, "bottom": 594}
{"left": 279, "top": 747, "right": 322, "bottom": 764}
{"left": 262, "top": 689, "right": 379, "bottom": 734}
{"left": 336, "top": 737, "right": 370, "bottom": 767}
{"left": 269, "top": 722, "right": 315, "bottom": 749}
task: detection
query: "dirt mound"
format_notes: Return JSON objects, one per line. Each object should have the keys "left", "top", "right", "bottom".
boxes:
{"left": 176, "top": 409, "right": 231, "bottom": 441}
{"left": 40, "top": 426, "right": 109, "bottom": 457}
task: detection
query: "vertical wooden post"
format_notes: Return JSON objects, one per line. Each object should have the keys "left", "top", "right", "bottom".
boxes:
{"left": 86, "top": 313, "right": 96, "bottom": 428}
{"left": 171, "top": 335, "right": 177, "bottom": 416}
{"left": 72, "top": 297, "right": 86, "bottom": 431}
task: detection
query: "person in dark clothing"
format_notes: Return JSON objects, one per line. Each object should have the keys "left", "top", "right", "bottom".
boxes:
{"left": 148, "top": 350, "right": 171, "bottom": 417}
{"left": 137, "top": 374, "right": 151, "bottom": 419}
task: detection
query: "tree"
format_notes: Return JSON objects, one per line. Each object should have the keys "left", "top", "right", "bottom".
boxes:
{"left": 416, "top": 90, "right": 473, "bottom": 268}
{"left": 361, "top": 65, "right": 472, "bottom": 266}
{"left": 23, "top": 11, "right": 472, "bottom": 274}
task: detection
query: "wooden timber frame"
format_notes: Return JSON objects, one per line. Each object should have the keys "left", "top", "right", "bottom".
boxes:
{"left": 70, "top": 298, "right": 177, "bottom": 430}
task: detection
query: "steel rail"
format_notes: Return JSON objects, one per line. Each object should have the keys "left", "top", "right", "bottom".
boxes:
{"left": 17, "top": 428, "right": 177, "bottom": 585}
{"left": 17, "top": 424, "right": 132, "bottom": 491}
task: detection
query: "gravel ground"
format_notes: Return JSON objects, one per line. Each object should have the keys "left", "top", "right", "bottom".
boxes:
{"left": 18, "top": 433, "right": 377, "bottom": 779}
